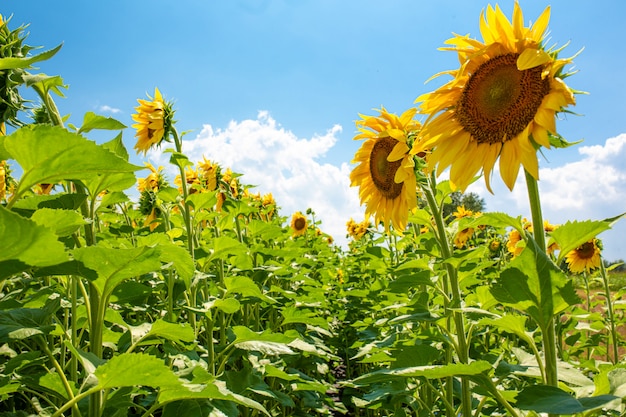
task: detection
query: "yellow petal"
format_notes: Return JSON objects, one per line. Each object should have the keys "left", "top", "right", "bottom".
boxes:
{"left": 499, "top": 141, "right": 521, "bottom": 190}
{"left": 388, "top": 141, "right": 409, "bottom": 162}
{"left": 530, "top": 6, "right": 551, "bottom": 43}
{"left": 517, "top": 48, "right": 551, "bottom": 70}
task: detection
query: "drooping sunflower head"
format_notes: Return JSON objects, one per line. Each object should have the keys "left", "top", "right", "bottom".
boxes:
{"left": 137, "top": 163, "right": 167, "bottom": 193}
{"left": 350, "top": 107, "right": 422, "bottom": 231}
{"left": 565, "top": 238, "right": 602, "bottom": 274}
{"left": 290, "top": 211, "right": 308, "bottom": 238}
{"left": 454, "top": 227, "right": 474, "bottom": 248}
{"left": 132, "top": 88, "right": 174, "bottom": 155}
{"left": 412, "top": 2, "right": 577, "bottom": 192}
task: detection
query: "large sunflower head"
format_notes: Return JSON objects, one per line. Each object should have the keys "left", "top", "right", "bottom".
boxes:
{"left": 412, "top": 2, "right": 577, "bottom": 192}
{"left": 290, "top": 211, "right": 308, "bottom": 238}
{"left": 350, "top": 107, "right": 422, "bottom": 231}
{"left": 132, "top": 88, "right": 174, "bottom": 155}
{"left": 565, "top": 238, "right": 602, "bottom": 274}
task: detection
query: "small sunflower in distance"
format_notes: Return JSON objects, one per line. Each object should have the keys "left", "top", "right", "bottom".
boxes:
{"left": 132, "top": 88, "right": 173, "bottom": 155}
{"left": 350, "top": 107, "right": 421, "bottom": 231}
{"left": 565, "top": 238, "right": 602, "bottom": 274}
{"left": 412, "top": 2, "right": 577, "bottom": 192}
{"left": 290, "top": 211, "right": 308, "bottom": 238}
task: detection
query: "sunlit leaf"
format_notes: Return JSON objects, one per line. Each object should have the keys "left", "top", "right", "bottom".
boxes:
{"left": 352, "top": 361, "right": 492, "bottom": 385}
{"left": 147, "top": 319, "right": 195, "bottom": 345}
{"left": 94, "top": 352, "right": 180, "bottom": 389}
{"left": 516, "top": 385, "right": 618, "bottom": 414}
{"left": 4, "top": 125, "right": 141, "bottom": 199}
{"left": 224, "top": 276, "right": 276, "bottom": 304}
{"left": 30, "top": 207, "right": 85, "bottom": 237}
{"left": 552, "top": 216, "right": 624, "bottom": 262}
{"left": 490, "top": 238, "right": 580, "bottom": 329}
{"left": 478, "top": 315, "right": 536, "bottom": 348}
{"left": 72, "top": 246, "right": 161, "bottom": 298}
{"left": 0, "top": 206, "right": 68, "bottom": 267}
{"left": 78, "top": 112, "right": 127, "bottom": 134}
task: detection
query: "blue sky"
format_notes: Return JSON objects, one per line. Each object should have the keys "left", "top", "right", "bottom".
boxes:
{"left": 4, "top": 1, "right": 626, "bottom": 260}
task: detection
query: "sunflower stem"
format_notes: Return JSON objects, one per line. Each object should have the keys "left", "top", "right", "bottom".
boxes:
{"left": 524, "top": 170, "right": 559, "bottom": 404}
{"left": 599, "top": 261, "right": 619, "bottom": 364}
{"left": 424, "top": 173, "right": 472, "bottom": 417}
{"left": 171, "top": 127, "right": 195, "bottom": 261}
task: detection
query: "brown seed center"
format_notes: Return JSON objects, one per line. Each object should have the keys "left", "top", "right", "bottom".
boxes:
{"left": 576, "top": 242, "right": 596, "bottom": 259}
{"left": 294, "top": 218, "right": 306, "bottom": 231}
{"left": 456, "top": 53, "right": 550, "bottom": 145}
{"left": 369, "top": 137, "right": 403, "bottom": 199}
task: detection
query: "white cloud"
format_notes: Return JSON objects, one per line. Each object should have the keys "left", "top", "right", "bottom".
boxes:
{"left": 149, "top": 111, "right": 364, "bottom": 247}
{"left": 99, "top": 105, "right": 122, "bottom": 114}
{"left": 467, "top": 133, "right": 626, "bottom": 261}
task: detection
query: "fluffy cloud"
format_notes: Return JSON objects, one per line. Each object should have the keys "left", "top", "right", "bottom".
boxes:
{"left": 149, "top": 111, "right": 364, "bottom": 247}
{"left": 467, "top": 134, "right": 626, "bottom": 261}
{"left": 99, "top": 105, "right": 122, "bottom": 114}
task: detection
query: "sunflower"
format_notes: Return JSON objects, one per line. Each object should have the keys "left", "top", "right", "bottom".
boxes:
{"left": 452, "top": 205, "right": 474, "bottom": 219}
{"left": 412, "top": 2, "right": 577, "bottom": 192}
{"left": 350, "top": 107, "right": 421, "bottom": 231}
{"left": 506, "top": 228, "right": 524, "bottom": 257}
{"left": 565, "top": 238, "right": 602, "bottom": 274}
{"left": 198, "top": 157, "right": 219, "bottom": 192}
{"left": 346, "top": 218, "right": 370, "bottom": 240}
{"left": 290, "top": 211, "right": 308, "bottom": 238}
{"left": 454, "top": 227, "right": 474, "bottom": 248}
{"left": 137, "top": 163, "right": 166, "bottom": 193}
{"left": 132, "top": 88, "right": 171, "bottom": 155}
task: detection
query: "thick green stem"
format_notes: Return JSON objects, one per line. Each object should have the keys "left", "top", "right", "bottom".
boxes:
{"left": 423, "top": 174, "right": 472, "bottom": 417}
{"left": 524, "top": 170, "right": 559, "bottom": 417}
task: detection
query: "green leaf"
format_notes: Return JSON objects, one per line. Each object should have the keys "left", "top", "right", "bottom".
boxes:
{"left": 23, "top": 73, "right": 67, "bottom": 97}
{"left": 136, "top": 234, "right": 195, "bottom": 288}
{"left": 516, "top": 385, "right": 618, "bottom": 414}
{"left": 186, "top": 192, "right": 218, "bottom": 212}
{"left": 0, "top": 44, "right": 62, "bottom": 70}
{"left": 464, "top": 212, "right": 523, "bottom": 231}
{"left": 0, "top": 298, "right": 60, "bottom": 343}
{"left": 352, "top": 361, "right": 492, "bottom": 385}
{"left": 552, "top": 217, "right": 624, "bottom": 262}
{"left": 0, "top": 205, "right": 68, "bottom": 267}
{"left": 72, "top": 246, "right": 161, "bottom": 298}
{"left": 490, "top": 238, "right": 580, "bottom": 329}
{"left": 224, "top": 276, "right": 276, "bottom": 304}
{"left": 147, "top": 319, "right": 195, "bottom": 345}
{"left": 94, "top": 352, "right": 180, "bottom": 389}
{"left": 211, "top": 298, "right": 241, "bottom": 314}
{"left": 158, "top": 377, "right": 269, "bottom": 415}
{"left": 78, "top": 112, "right": 127, "bottom": 134}
{"left": 478, "top": 315, "right": 536, "bottom": 348}
{"left": 231, "top": 326, "right": 296, "bottom": 355}
{"left": 30, "top": 208, "right": 86, "bottom": 237}
{"left": 4, "top": 125, "right": 141, "bottom": 199}
{"left": 280, "top": 306, "right": 328, "bottom": 329}
{"left": 100, "top": 191, "right": 130, "bottom": 208}
{"left": 12, "top": 192, "right": 87, "bottom": 212}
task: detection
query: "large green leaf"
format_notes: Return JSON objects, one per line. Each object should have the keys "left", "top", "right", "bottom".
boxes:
{"left": 94, "top": 352, "right": 180, "bottom": 389}
{"left": 516, "top": 385, "right": 618, "bottom": 414}
{"left": 231, "top": 326, "right": 296, "bottom": 356}
{"left": 224, "top": 276, "right": 276, "bottom": 304}
{"left": 478, "top": 315, "right": 536, "bottom": 348}
{"left": 490, "top": 238, "right": 580, "bottom": 329}
{"left": 146, "top": 319, "right": 195, "bottom": 345}
{"left": 72, "top": 246, "right": 161, "bottom": 298}
{"left": 3, "top": 125, "right": 141, "bottom": 199}
{"left": 552, "top": 216, "right": 624, "bottom": 262}
{"left": 0, "top": 205, "right": 68, "bottom": 267}
{"left": 352, "top": 361, "right": 493, "bottom": 385}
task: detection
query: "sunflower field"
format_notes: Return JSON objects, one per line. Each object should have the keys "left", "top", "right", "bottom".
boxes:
{"left": 1, "top": 4, "right": 626, "bottom": 417}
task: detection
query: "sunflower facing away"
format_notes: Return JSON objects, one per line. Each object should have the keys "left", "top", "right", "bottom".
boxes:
{"left": 132, "top": 88, "right": 170, "bottom": 155}
{"left": 565, "top": 238, "right": 602, "bottom": 274}
{"left": 290, "top": 211, "right": 308, "bottom": 238}
{"left": 412, "top": 2, "right": 577, "bottom": 192}
{"left": 350, "top": 107, "right": 421, "bottom": 231}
